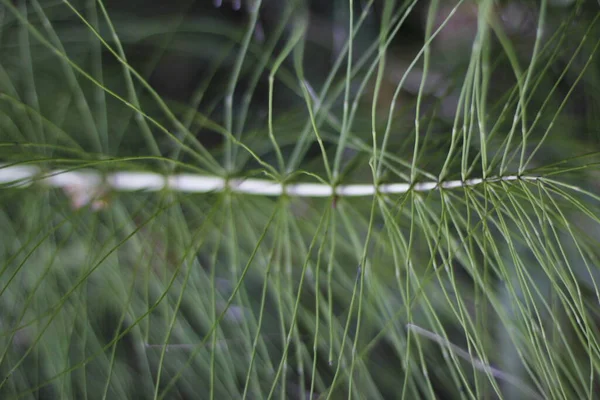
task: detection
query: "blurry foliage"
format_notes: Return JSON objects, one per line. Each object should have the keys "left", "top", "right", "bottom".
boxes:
{"left": 1, "top": 0, "right": 600, "bottom": 399}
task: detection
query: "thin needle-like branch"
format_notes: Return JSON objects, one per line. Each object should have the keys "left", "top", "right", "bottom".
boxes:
{"left": 407, "top": 324, "right": 545, "bottom": 400}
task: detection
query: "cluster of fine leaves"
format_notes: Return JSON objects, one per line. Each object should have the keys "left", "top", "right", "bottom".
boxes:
{"left": 1, "top": 0, "right": 600, "bottom": 399}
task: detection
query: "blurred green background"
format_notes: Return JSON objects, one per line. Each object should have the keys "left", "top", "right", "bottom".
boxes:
{"left": 1, "top": 0, "right": 600, "bottom": 399}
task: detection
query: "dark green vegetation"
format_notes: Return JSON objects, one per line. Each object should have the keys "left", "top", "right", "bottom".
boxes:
{"left": 1, "top": 0, "right": 600, "bottom": 398}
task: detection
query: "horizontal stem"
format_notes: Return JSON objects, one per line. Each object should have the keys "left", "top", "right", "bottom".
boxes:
{"left": 0, "top": 165, "right": 537, "bottom": 199}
